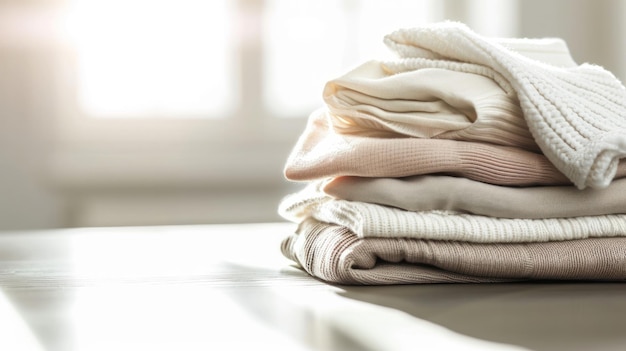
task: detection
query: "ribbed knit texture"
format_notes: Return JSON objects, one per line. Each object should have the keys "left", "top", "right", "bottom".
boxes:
{"left": 383, "top": 21, "right": 626, "bottom": 189}
{"left": 279, "top": 183, "right": 626, "bottom": 243}
{"left": 282, "top": 218, "right": 626, "bottom": 285}
{"left": 285, "top": 110, "right": 626, "bottom": 186}
{"left": 323, "top": 175, "right": 626, "bottom": 219}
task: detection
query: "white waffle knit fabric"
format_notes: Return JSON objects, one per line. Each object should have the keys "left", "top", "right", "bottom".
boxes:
{"left": 382, "top": 21, "right": 626, "bottom": 189}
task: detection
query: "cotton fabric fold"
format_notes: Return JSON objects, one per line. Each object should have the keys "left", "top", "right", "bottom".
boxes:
{"left": 323, "top": 61, "right": 535, "bottom": 150}
{"left": 323, "top": 175, "right": 626, "bottom": 219}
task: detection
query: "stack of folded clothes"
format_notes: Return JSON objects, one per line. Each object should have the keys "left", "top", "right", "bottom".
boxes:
{"left": 278, "top": 21, "right": 626, "bottom": 285}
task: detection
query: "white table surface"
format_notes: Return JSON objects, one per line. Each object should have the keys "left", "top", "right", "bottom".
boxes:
{"left": 0, "top": 222, "right": 625, "bottom": 351}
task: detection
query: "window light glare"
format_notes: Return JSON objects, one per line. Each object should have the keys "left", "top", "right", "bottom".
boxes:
{"left": 262, "top": 0, "right": 443, "bottom": 118}
{"left": 64, "top": 0, "right": 234, "bottom": 118}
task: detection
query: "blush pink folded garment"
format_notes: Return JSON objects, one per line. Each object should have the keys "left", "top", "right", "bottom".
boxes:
{"left": 284, "top": 110, "right": 626, "bottom": 186}
{"left": 282, "top": 218, "right": 626, "bottom": 285}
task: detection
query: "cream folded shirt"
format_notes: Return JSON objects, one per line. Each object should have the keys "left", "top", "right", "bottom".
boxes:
{"left": 283, "top": 218, "right": 626, "bottom": 285}
{"left": 323, "top": 175, "right": 626, "bottom": 219}
{"left": 324, "top": 61, "right": 536, "bottom": 150}
{"left": 322, "top": 32, "right": 579, "bottom": 153}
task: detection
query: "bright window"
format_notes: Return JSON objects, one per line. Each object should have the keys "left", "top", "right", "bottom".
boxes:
{"left": 262, "top": 0, "right": 443, "bottom": 117}
{"left": 262, "top": 0, "right": 347, "bottom": 117}
{"left": 64, "top": 0, "right": 235, "bottom": 118}
{"left": 63, "top": 0, "right": 446, "bottom": 120}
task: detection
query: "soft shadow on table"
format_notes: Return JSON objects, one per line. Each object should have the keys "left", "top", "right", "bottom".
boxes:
{"left": 337, "top": 281, "right": 626, "bottom": 351}
{"left": 218, "top": 262, "right": 376, "bottom": 351}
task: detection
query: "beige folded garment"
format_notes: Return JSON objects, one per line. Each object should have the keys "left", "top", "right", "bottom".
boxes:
{"left": 286, "top": 110, "right": 626, "bottom": 186}
{"left": 279, "top": 183, "right": 626, "bottom": 243}
{"left": 323, "top": 175, "right": 626, "bottom": 219}
{"left": 282, "top": 218, "right": 626, "bottom": 285}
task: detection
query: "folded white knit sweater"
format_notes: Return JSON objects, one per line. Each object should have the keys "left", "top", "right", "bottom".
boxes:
{"left": 383, "top": 21, "right": 626, "bottom": 189}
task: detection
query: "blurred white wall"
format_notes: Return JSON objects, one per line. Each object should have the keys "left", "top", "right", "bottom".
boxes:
{"left": 518, "top": 0, "right": 626, "bottom": 82}
{"left": 0, "top": 0, "right": 624, "bottom": 230}
{"left": 0, "top": 44, "right": 66, "bottom": 229}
